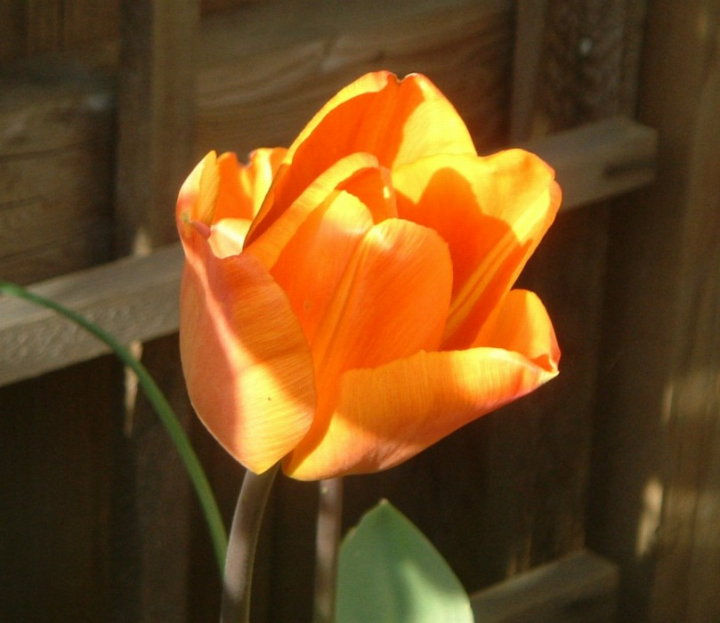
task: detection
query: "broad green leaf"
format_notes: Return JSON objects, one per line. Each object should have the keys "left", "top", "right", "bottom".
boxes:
{"left": 336, "top": 500, "right": 473, "bottom": 623}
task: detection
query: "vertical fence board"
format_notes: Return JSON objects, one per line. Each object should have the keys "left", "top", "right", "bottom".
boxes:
{"left": 587, "top": 1, "right": 720, "bottom": 620}
{"left": 110, "top": 1, "right": 199, "bottom": 621}
{"left": 0, "top": 358, "right": 121, "bottom": 622}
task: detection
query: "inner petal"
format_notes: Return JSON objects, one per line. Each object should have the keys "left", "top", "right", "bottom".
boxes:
{"left": 271, "top": 192, "right": 375, "bottom": 347}
{"left": 289, "top": 218, "right": 454, "bottom": 466}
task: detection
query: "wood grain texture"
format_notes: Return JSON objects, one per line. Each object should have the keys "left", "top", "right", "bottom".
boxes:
{"left": 587, "top": 1, "right": 720, "bottom": 621}
{"left": 0, "top": 0, "right": 259, "bottom": 63}
{"left": 0, "top": 0, "right": 513, "bottom": 285}
{"left": 0, "top": 63, "right": 115, "bottom": 284}
{"left": 195, "top": 0, "right": 514, "bottom": 157}
{"left": 470, "top": 550, "right": 618, "bottom": 623}
{"left": 0, "top": 118, "right": 657, "bottom": 388}
{"left": 109, "top": 2, "right": 200, "bottom": 621}
{"left": 0, "top": 244, "right": 182, "bottom": 386}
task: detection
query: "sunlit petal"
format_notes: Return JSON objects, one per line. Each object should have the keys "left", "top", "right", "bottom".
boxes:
{"left": 177, "top": 151, "right": 220, "bottom": 236}
{"left": 286, "top": 344, "right": 558, "bottom": 480}
{"left": 244, "top": 153, "right": 380, "bottom": 267}
{"left": 180, "top": 227, "right": 316, "bottom": 474}
{"left": 473, "top": 289, "right": 560, "bottom": 372}
{"left": 286, "top": 218, "right": 453, "bottom": 475}
{"left": 246, "top": 72, "right": 474, "bottom": 246}
{"left": 271, "top": 192, "right": 374, "bottom": 346}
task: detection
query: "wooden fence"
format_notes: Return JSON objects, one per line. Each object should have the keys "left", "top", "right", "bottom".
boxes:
{"left": 0, "top": 1, "right": 718, "bottom": 622}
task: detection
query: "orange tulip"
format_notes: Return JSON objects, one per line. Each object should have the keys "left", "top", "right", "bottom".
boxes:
{"left": 176, "top": 71, "right": 561, "bottom": 481}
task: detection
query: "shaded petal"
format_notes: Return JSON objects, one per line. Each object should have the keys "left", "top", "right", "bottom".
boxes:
{"left": 246, "top": 72, "right": 474, "bottom": 246}
{"left": 231, "top": 147, "right": 287, "bottom": 220}
{"left": 179, "top": 227, "right": 316, "bottom": 474}
{"left": 285, "top": 342, "right": 558, "bottom": 480}
{"left": 393, "top": 150, "right": 561, "bottom": 349}
{"left": 284, "top": 218, "right": 453, "bottom": 476}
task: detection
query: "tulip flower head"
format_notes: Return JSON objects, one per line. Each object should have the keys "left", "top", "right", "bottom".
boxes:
{"left": 176, "top": 71, "right": 561, "bottom": 481}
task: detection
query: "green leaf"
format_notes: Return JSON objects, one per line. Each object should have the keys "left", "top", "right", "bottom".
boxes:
{"left": 336, "top": 500, "right": 474, "bottom": 623}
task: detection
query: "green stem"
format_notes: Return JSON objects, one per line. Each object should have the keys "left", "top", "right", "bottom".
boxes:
{"left": 221, "top": 464, "right": 279, "bottom": 623}
{"left": 313, "top": 477, "right": 344, "bottom": 623}
{"left": 0, "top": 280, "right": 228, "bottom": 574}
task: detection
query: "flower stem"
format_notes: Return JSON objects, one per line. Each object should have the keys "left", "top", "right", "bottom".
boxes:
{"left": 221, "top": 464, "right": 280, "bottom": 623}
{"left": 0, "top": 280, "right": 228, "bottom": 574}
{"left": 313, "top": 477, "right": 344, "bottom": 623}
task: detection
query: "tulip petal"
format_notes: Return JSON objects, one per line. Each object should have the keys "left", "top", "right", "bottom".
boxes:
{"left": 284, "top": 218, "right": 453, "bottom": 476}
{"left": 285, "top": 297, "right": 558, "bottom": 480}
{"left": 179, "top": 227, "right": 316, "bottom": 474}
{"left": 393, "top": 150, "right": 561, "bottom": 349}
{"left": 473, "top": 289, "right": 560, "bottom": 372}
{"left": 245, "top": 72, "right": 474, "bottom": 245}
{"left": 177, "top": 151, "right": 221, "bottom": 235}
{"left": 285, "top": 71, "right": 475, "bottom": 169}
{"left": 214, "top": 147, "right": 287, "bottom": 223}
{"left": 271, "top": 191, "right": 375, "bottom": 346}
{"left": 208, "top": 218, "right": 251, "bottom": 259}
{"left": 244, "top": 152, "right": 381, "bottom": 268}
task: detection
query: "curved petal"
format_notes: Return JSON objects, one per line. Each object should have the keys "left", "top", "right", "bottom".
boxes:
{"left": 177, "top": 151, "right": 221, "bottom": 236}
{"left": 473, "top": 289, "right": 560, "bottom": 372}
{"left": 271, "top": 191, "right": 375, "bottom": 346}
{"left": 177, "top": 149, "right": 286, "bottom": 247}
{"left": 285, "top": 342, "right": 558, "bottom": 480}
{"left": 285, "top": 71, "right": 475, "bottom": 170}
{"left": 180, "top": 226, "right": 316, "bottom": 474}
{"left": 285, "top": 218, "right": 454, "bottom": 476}
{"left": 393, "top": 150, "right": 561, "bottom": 349}
{"left": 244, "top": 152, "right": 380, "bottom": 268}
{"left": 232, "top": 147, "right": 287, "bottom": 220}
{"left": 208, "top": 218, "right": 251, "bottom": 259}
{"left": 246, "top": 72, "right": 474, "bottom": 245}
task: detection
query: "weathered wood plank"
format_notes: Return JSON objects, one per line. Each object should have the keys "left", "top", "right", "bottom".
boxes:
{"left": 509, "top": 0, "right": 548, "bottom": 142}
{"left": 525, "top": 116, "right": 656, "bottom": 211}
{"left": 0, "top": 66, "right": 115, "bottom": 284}
{"left": 0, "top": 244, "right": 182, "bottom": 387}
{"left": 0, "top": 118, "right": 657, "bottom": 388}
{"left": 109, "top": 1, "right": 200, "bottom": 621}
{"left": 0, "top": 355, "right": 120, "bottom": 621}
{"left": 587, "top": 1, "right": 720, "bottom": 621}
{"left": 195, "top": 0, "right": 514, "bottom": 156}
{"left": 0, "top": 0, "right": 514, "bottom": 285}
{"left": 470, "top": 550, "right": 618, "bottom": 623}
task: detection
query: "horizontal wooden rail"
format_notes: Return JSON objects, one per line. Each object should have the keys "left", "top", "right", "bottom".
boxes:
{"left": 0, "top": 117, "right": 656, "bottom": 387}
{"left": 470, "top": 550, "right": 618, "bottom": 622}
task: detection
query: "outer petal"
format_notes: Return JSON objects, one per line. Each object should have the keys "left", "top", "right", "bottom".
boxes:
{"left": 393, "top": 150, "right": 561, "bottom": 349}
{"left": 473, "top": 289, "right": 560, "bottom": 371}
{"left": 179, "top": 226, "right": 316, "bottom": 474}
{"left": 177, "top": 151, "right": 222, "bottom": 236}
{"left": 284, "top": 218, "right": 454, "bottom": 477}
{"left": 246, "top": 72, "right": 475, "bottom": 245}
{"left": 286, "top": 287, "right": 559, "bottom": 480}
